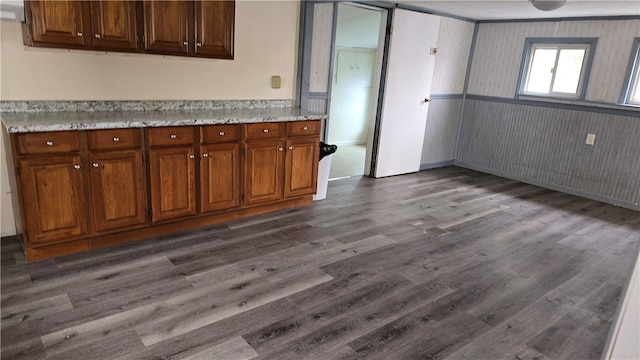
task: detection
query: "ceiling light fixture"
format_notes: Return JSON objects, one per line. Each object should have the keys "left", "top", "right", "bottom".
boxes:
{"left": 530, "top": 0, "right": 567, "bottom": 11}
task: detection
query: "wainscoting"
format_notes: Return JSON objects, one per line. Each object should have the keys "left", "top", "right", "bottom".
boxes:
{"left": 457, "top": 98, "right": 640, "bottom": 211}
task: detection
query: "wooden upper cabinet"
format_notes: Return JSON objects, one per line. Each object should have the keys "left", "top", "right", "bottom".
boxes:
{"left": 143, "top": 0, "right": 189, "bottom": 54}
{"left": 18, "top": 155, "right": 87, "bottom": 246}
{"left": 89, "top": 1, "right": 138, "bottom": 50}
{"left": 194, "top": 0, "right": 234, "bottom": 59}
{"left": 24, "top": 0, "right": 86, "bottom": 46}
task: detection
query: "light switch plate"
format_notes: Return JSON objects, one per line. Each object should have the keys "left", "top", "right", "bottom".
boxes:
{"left": 586, "top": 133, "right": 596, "bottom": 145}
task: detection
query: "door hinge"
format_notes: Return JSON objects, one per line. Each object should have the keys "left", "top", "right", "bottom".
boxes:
{"left": 388, "top": 24, "right": 393, "bottom": 35}
{"left": 141, "top": 154, "right": 145, "bottom": 165}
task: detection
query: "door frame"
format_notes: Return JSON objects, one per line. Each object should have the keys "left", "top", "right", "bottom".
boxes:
{"left": 296, "top": 1, "right": 393, "bottom": 177}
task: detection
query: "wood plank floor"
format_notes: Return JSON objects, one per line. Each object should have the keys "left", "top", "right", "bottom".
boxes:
{"left": 2, "top": 166, "right": 639, "bottom": 360}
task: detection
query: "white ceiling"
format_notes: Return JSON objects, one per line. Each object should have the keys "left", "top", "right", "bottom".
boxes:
{"left": 393, "top": 0, "right": 640, "bottom": 20}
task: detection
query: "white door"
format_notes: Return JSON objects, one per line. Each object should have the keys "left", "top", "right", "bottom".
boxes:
{"left": 374, "top": 9, "right": 440, "bottom": 178}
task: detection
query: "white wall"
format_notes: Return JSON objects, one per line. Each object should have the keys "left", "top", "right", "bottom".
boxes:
{"left": 421, "top": 17, "right": 475, "bottom": 165}
{"left": 467, "top": 19, "right": 640, "bottom": 103}
{"left": 0, "top": 1, "right": 301, "bottom": 237}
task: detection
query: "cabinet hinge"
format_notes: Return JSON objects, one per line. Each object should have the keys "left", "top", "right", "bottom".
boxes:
{"left": 147, "top": 209, "right": 153, "bottom": 220}
{"left": 16, "top": 167, "right": 21, "bottom": 176}
{"left": 241, "top": 193, "right": 245, "bottom": 201}
{"left": 24, "top": 229, "right": 29, "bottom": 240}
{"left": 241, "top": 148, "right": 246, "bottom": 156}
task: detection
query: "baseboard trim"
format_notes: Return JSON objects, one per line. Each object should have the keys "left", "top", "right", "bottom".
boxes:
{"left": 453, "top": 161, "right": 640, "bottom": 212}
{"left": 420, "top": 160, "right": 454, "bottom": 171}
{"left": 1, "top": 234, "right": 19, "bottom": 243}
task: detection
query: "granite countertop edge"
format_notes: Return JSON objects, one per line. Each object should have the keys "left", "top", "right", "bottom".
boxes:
{"left": 1, "top": 109, "right": 327, "bottom": 134}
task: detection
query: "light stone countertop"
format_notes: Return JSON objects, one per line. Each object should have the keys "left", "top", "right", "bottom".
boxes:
{"left": 1, "top": 107, "right": 327, "bottom": 133}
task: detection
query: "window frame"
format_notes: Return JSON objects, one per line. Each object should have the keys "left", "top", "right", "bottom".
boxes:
{"left": 516, "top": 38, "right": 597, "bottom": 100}
{"left": 620, "top": 37, "right": 640, "bottom": 107}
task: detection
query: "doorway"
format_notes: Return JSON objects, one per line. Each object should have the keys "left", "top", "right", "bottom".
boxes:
{"left": 326, "top": 4, "right": 384, "bottom": 179}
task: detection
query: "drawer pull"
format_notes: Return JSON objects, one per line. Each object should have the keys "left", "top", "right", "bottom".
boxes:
{"left": 76, "top": 32, "right": 83, "bottom": 37}
{"left": 94, "top": 34, "right": 101, "bottom": 39}
{"left": 92, "top": 163, "right": 99, "bottom": 168}
{"left": 74, "top": 164, "right": 81, "bottom": 170}
{"left": 170, "top": 134, "right": 177, "bottom": 139}
{"left": 189, "top": 154, "right": 195, "bottom": 159}
{"left": 183, "top": 41, "right": 188, "bottom": 46}
{"left": 303, "top": 126, "right": 308, "bottom": 131}
{"left": 202, "top": 153, "right": 209, "bottom": 158}
{"left": 113, "top": 137, "right": 120, "bottom": 142}
{"left": 278, "top": 147, "right": 283, "bottom": 151}
{"left": 288, "top": 146, "right": 293, "bottom": 150}
{"left": 219, "top": 132, "right": 225, "bottom": 136}
{"left": 263, "top": 129, "right": 269, "bottom": 133}
{"left": 46, "top": 141, "right": 53, "bottom": 146}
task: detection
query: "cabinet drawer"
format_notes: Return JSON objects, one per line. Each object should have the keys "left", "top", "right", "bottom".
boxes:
{"left": 87, "top": 129, "right": 142, "bottom": 151}
{"left": 148, "top": 127, "right": 195, "bottom": 147}
{"left": 16, "top": 131, "right": 80, "bottom": 155}
{"left": 245, "top": 122, "right": 284, "bottom": 140}
{"left": 287, "top": 121, "right": 320, "bottom": 137}
{"left": 202, "top": 124, "right": 240, "bottom": 144}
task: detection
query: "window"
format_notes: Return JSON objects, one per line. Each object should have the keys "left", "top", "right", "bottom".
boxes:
{"left": 518, "top": 38, "right": 597, "bottom": 99}
{"left": 621, "top": 38, "right": 640, "bottom": 106}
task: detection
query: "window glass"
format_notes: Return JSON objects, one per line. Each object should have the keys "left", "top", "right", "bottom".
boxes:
{"left": 519, "top": 39, "right": 595, "bottom": 99}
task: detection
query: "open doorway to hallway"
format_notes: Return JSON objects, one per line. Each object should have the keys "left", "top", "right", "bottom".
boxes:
{"left": 327, "top": 3, "right": 383, "bottom": 179}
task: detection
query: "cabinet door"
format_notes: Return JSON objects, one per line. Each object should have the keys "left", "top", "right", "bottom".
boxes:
{"left": 143, "top": 0, "right": 189, "bottom": 54}
{"left": 149, "top": 147, "right": 196, "bottom": 222}
{"left": 244, "top": 140, "right": 284, "bottom": 206}
{"left": 194, "top": 0, "right": 234, "bottom": 58}
{"left": 19, "top": 155, "right": 87, "bottom": 245}
{"left": 90, "top": 0, "right": 138, "bottom": 50}
{"left": 89, "top": 150, "right": 146, "bottom": 232}
{"left": 201, "top": 143, "right": 239, "bottom": 212}
{"left": 25, "top": 0, "right": 85, "bottom": 46}
{"left": 284, "top": 137, "right": 319, "bottom": 198}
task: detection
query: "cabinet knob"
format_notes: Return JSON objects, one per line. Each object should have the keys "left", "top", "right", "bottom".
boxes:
{"left": 263, "top": 129, "right": 269, "bottom": 133}
{"left": 46, "top": 141, "right": 53, "bottom": 146}
{"left": 76, "top": 32, "right": 83, "bottom": 37}
{"left": 113, "top": 137, "right": 120, "bottom": 142}
{"left": 303, "top": 126, "right": 308, "bottom": 131}
{"left": 92, "top": 163, "right": 99, "bottom": 168}
{"left": 170, "top": 134, "right": 177, "bottom": 139}
{"left": 189, "top": 154, "right": 195, "bottom": 159}
{"left": 94, "top": 34, "right": 101, "bottom": 39}
{"left": 196, "top": 42, "right": 202, "bottom": 47}
{"left": 288, "top": 146, "right": 293, "bottom": 150}
{"left": 183, "top": 41, "right": 188, "bottom": 46}
{"left": 202, "top": 153, "right": 209, "bottom": 158}
{"left": 219, "top": 131, "right": 225, "bottom": 136}
{"left": 74, "top": 164, "right": 81, "bottom": 170}
{"left": 278, "top": 147, "right": 283, "bottom": 151}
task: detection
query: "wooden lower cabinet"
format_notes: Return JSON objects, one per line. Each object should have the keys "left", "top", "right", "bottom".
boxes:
{"left": 18, "top": 155, "right": 88, "bottom": 246}
{"left": 244, "top": 139, "right": 285, "bottom": 206}
{"left": 149, "top": 146, "right": 197, "bottom": 222}
{"left": 285, "top": 137, "right": 319, "bottom": 198}
{"left": 201, "top": 143, "right": 240, "bottom": 212}
{"left": 89, "top": 150, "right": 146, "bottom": 232}
{"left": 9, "top": 120, "right": 320, "bottom": 261}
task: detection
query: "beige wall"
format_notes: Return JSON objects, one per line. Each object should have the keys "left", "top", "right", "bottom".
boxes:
{"left": 0, "top": 1, "right": 301, "bottom": 236}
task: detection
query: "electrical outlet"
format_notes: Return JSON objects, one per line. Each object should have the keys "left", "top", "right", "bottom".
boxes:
{"left": 271, "top": 76, "right": 281, "bottom": 89}
{"left": 585, "top": 133, "right": 596, "bottom": 145}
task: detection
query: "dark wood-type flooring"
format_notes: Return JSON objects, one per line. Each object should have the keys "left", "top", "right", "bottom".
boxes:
{"left": 2, "top": 167, "right": 639, "bottom": 360}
